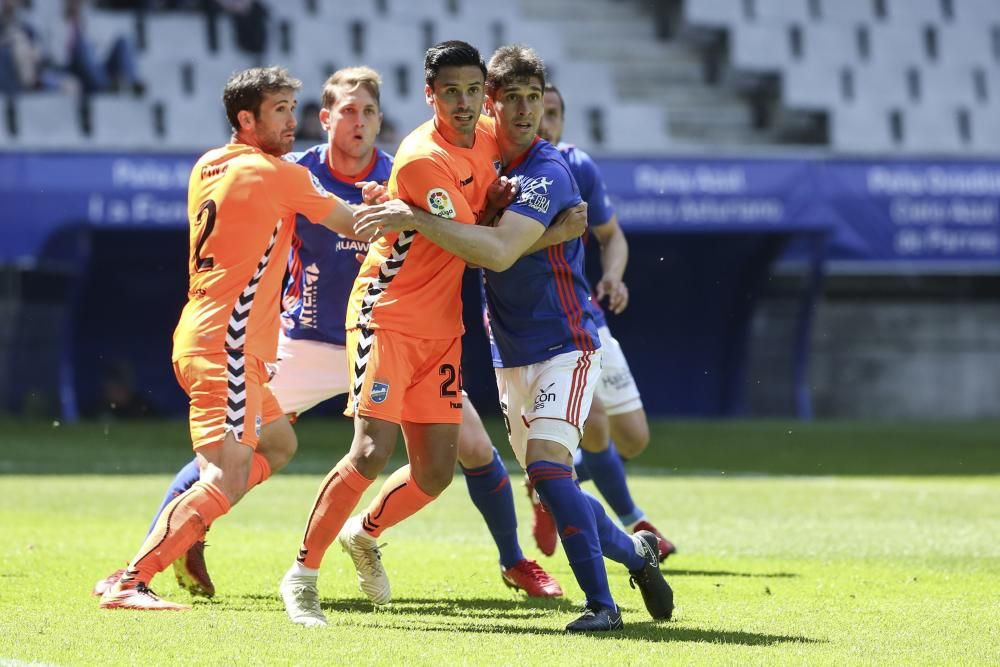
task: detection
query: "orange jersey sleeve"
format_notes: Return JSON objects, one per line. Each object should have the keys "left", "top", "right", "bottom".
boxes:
{"left": 346, "top": 119, "right": 501, "bottom": 339}
{"left": 173, "top": 145, "right": 339, "bottom": 362}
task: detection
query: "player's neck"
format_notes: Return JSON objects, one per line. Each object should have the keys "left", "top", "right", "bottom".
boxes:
{"left": 499, "top": 135, "right": 537, "bottom": 168}
{"left": 327, "top": 146, "right": 375, "bottom": 180}
{"left": 434, "top": 117, "right": 476, "bottom": 149}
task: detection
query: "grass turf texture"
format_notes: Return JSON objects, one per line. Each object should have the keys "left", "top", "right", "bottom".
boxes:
{"left": 0, "top": 418, "right": 998, "bottom": 665}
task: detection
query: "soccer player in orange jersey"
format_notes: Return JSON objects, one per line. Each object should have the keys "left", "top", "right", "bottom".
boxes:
{"left": 278, "top": 41, "right": 519, "bottom": 626}
{"left": 99, "top": 66, "right": 366, "bottom": 611}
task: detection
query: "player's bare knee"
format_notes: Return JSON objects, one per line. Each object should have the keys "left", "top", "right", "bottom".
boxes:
{"left": 259, "top": 417, "right": 298, "bottom": 472}
{"left": 411, "top": 460, "right": 454, "bottom": 496}
{"left": 457, "top": 429, "right": 494, "bottom": 468}
{"left": 611, "top": 411, "right": 650, "bottom": 459}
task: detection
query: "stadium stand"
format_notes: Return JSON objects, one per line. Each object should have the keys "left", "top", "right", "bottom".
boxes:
{"left": 2, "top": 0, "right": 995, "bottom": 155}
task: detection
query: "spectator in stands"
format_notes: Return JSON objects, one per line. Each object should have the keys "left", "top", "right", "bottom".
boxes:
{"left": 0, "top": 0, "right": 80, "bottom": 94}
{"left": 0, "top": 0, "right": 41, "bottom": 93}
{"left": 294, "top": 100, "right": 324, "bottom": 145}
{"left": 42, "top": 0, "right": 143, "bottom": 94}
{"left": 209, "top": 0, "right": 268, "bottom": 58}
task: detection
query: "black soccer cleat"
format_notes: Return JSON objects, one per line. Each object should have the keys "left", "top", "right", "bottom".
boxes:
{"left": 629, "top": 530, "right": 674, "bottom": 620}
{"left": 565, "top": 603, "right": 624, "bottom": 633}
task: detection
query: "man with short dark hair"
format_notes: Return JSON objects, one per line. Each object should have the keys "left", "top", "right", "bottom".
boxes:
{"left": 355, "top": 45, "right": 674, "bottom": 633}
{"left": 531, "top": 82, "right": 677, "bottom": 562}
{"left": 98, "top": 66, "right": 362, "bottom": 611}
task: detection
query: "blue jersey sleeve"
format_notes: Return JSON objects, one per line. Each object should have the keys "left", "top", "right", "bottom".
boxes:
{"left": 507, "top": 159, "right": 581, "bottom": 229}
{"left": 573, "top": 151, "right": 615, "bottom": 227}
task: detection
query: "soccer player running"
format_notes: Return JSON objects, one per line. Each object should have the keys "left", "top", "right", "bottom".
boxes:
{"left": 528, "top": 82, "right": 677, "bottom": 562}
{"left": 94, "top": 65, "right": 562, "bottom": 603}
{"left": 354, "top": 45, "right": 674, "bottom": 633}
{"left": 98, "top": 66, "right": 365, "bottom": 611}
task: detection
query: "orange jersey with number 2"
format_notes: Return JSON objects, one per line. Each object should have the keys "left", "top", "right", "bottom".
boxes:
{"left": 173, "top": 144, "right": 339, "bottom": 363}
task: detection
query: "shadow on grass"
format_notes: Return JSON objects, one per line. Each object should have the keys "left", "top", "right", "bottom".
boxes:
{"left": 666, "top": 568, "right": 799, "bottom": 579}
{"left": 226, "top": 593, "right": 821, "bottom": 645}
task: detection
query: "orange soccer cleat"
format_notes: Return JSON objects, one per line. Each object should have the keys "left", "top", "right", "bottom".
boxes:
{"left": 632, "top": 520, "right": 677, "bottom": 563}
{"left": 99, "top": 580, "right": 190, "bottom": 611}
{"left": 173, "top": 539, "right": 215, "bottom": 598}
{"left": 526, "top": 481, "right": 558, "bottom": 556}
{"left": 92, "top": 567, "right": 126, "bottom": 597}
{"left": 501, "top": 559, "right": 564, "bottom": 597}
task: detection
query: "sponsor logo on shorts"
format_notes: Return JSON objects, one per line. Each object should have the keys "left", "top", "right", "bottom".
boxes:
{"left": 514, "top": 175, "right": 553, "bottom": 214}
{"left": 370, "top": 381, "right": 390, "bottom": 404}
{"left": 255, "top": 415, "right": 262, "bottom": 437}
{"left": 427, "top": 189, "right": 456, "bottom": 218}
{"left": 602, "top": 370, "right": 634, "bottom": 391}
{"left": 534, "top": 382, "right": 557, "bottom": 411}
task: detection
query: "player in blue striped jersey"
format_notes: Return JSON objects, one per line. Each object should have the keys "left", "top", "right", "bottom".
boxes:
{"left": 533, "top": 82, "right": 677, "bottom": 562}
{"left": 355, "top": 44, "right": 673, "bottom": 634}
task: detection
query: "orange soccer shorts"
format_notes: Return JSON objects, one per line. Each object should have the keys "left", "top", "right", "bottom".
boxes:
{"left": 173, "top": 352, "right": 284, "bottom": 450}
{"left": 345, "top": 327, "right": 463, "bottom": 425}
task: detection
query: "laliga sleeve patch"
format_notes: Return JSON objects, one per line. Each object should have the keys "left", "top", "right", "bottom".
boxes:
{"left": 426, "top": 188, "right": 457, "bottom": 219}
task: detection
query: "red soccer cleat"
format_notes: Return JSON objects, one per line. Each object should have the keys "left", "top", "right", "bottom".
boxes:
{"left": 632, "top": 520, "right": 677, "bottom": 563}
{"left": 100, "top": 580, "right": 190, "bottom": 611}
{"left": 92, "top": 567, "right": 126, "bottom": 597}
{"left": 501, "top": 559, "right": 564, "bottom": 597}
{"left": 526, "top": 481, "right": 558, "bottom": 556}
{"left": 173, "top": 539, "right": 215, "bottom": 598}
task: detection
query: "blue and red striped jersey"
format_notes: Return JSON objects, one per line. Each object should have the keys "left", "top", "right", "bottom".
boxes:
{"left": 483, "top": 139, "right": 601, "bottom": 368}
{"left": 280, "top": 144, "right": 394, "bottom": 346}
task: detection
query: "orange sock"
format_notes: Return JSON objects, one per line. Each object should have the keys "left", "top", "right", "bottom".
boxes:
{"left": 127, "top": 480, "right": 231, "bottom": 585}
{"left": 297, "top": 459, "right": 373, "bottom": 569}
{"left": 360, "top": 465, "right": 436, "bottom": 538}
{"left": 247, "top": 452, "right": 271, "bottom": 490}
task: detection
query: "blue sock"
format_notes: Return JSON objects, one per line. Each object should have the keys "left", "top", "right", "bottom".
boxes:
{"left": 583, "top": 491, "right": 645, "bottom": 571}
{"left": 581, "top": 444, "right": 644, "bottom": 526}
{"left": 527, "top": 460, "right": 615, "bottom": 611}
{"left": 573, "top": 448, "right": 592, "bottom": 482}
{"left": 462, "top": 448, "right": 524, "bottom": 569}
{"left": 146, "top": 457, "right": 201, "bottom": 537}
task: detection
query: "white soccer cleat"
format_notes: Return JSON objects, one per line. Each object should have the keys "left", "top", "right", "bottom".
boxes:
{"left": 338, "top": 516, "right": 391, "bottom": 605}
{"left": 279, "top": 568, "right": 328, "bottom": 627}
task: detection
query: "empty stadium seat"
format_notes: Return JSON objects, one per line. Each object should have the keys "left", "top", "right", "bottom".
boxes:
{"left": 683, "top": 0, "right": 744, "bottom": 27}
{"left": 814, "top": 0, "right": 875, "bottom": 23}
{"left": 13, "top": 93, "right": 87, "bottom": 150}
{"left": 142, "top": 13, "right": 212, "bottom": 64}
{"left": 903, "top": 106, "right": 969, "bottom": 152}
{"left": 830, "top": 103, "right": 899, "bottom": 153}
{"left": 161, "top": 99, "right": 231, "bottom": 151}
{"left": 87, "top": 95, "right": 158, "bottom": 149}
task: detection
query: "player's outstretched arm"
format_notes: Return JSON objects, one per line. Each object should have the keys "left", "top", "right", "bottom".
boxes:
{"left": 318, "top": 198, "right": 366, "bottom": 240}
{"left": 354, "top": 200, "right": 544, "bottom": 271}
{"left": 522, "top": 202, "right": 588, "bottom": 256}
{"left": 591, "top": 215, "right": 629, "bottom": 313}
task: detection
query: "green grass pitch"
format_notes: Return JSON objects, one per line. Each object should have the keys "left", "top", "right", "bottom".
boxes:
{"left": 1, "top": 418, "right": 998, "bottom": 665}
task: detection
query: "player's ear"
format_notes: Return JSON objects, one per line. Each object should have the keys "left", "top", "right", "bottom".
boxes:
{"left": 237, "top": 108, "right": 255, "bottom": 132}
{"left": 424, "top": 83, "right": 433, "bottom": 107}
{"left": 319, "top": 107, "right": 331, "bottom": 131}
{"left": 483, "top": 96, "right": 495, "bottom": 117}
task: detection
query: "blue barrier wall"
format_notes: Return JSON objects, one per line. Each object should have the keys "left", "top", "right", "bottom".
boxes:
{"left": 1, "top": 152, "right": 997, "bottom": 418}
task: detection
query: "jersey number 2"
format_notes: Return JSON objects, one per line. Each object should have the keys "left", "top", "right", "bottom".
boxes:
{"left": 193, "top": 199, "right": 217, "bottom": 271}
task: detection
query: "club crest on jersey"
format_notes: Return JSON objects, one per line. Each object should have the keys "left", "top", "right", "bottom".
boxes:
{"left": 370, "top": 381, "right": 390, "bottom": 404}
{"left": 514, "top": 175, "right": 553, "bottom": 214}
{"left": 427, "top": 188, "right": 456, "bottom": 218}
